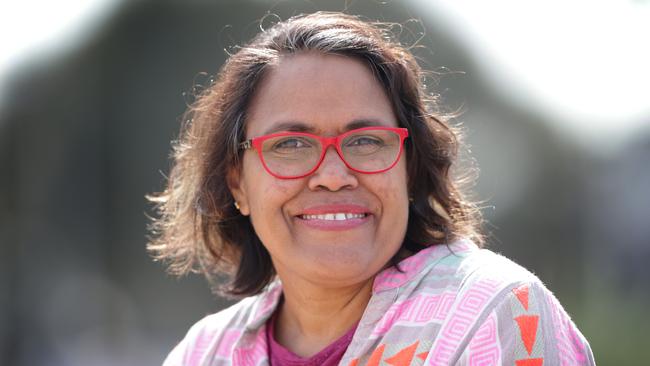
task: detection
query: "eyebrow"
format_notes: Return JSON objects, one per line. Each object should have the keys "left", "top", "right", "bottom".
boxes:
{"left": 261, "top": 119, "right": 392, "bottom": 136}
{"left": 262, "top": 121, "right": 314, "bottom": 135}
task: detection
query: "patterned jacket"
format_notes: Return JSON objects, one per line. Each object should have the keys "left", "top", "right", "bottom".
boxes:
{"left": 163, "top": 239, "right": 595, "bottom": 365}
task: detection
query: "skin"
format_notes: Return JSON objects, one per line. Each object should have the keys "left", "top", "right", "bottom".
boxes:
{"left": 228, "top": 52, "right": 409, "bottom": 357}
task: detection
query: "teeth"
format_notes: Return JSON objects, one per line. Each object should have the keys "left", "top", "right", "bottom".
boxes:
{"left": 301, "top": 213, "right": 366, "bottom": 220}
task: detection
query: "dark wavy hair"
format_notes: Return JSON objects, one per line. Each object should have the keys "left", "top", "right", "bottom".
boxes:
{"left": 147, "top": 12, "right": 483, "bottom": 297}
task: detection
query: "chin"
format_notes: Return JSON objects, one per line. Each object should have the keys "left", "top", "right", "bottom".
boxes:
{"left": 301, "top": 252, "right": 387, "bottom": 285}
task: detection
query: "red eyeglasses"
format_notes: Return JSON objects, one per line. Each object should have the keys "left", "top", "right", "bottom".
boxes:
{"left": 239, "top": 126, "right": 409, "bottom": 179}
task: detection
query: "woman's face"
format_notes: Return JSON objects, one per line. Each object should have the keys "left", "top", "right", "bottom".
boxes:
{"left": 229, "top": 53, "right": 409, "bottom": 288}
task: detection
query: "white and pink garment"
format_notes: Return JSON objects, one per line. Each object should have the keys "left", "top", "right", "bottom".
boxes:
{"left": 163, "top": 239, "right": 595, "bottom": 366}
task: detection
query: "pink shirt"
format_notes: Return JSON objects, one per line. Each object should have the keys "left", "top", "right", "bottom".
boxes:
{"left": 266, "top": 312, "right": 358, "bottom": 366}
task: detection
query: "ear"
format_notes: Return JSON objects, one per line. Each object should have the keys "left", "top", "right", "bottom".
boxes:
{"left": 227, "top": 167, "right": 251, "bottom": 216}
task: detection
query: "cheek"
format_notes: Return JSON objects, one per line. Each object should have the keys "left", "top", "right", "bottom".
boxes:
{"left": 385, "top": 165, "right": 410, "bottom": 230}
{"left": 363, "top": 162, "right": 409, "bottom": 229}
{"left": 262, "top": 180, "right": 291, "bottom": 197}
{"left": 246, "top": 174, "right": 298, "bottom": 224}
{"left": 379, "top": 162, "right": 409, "bottom": 202}
{"left": 242, "top": 155, "right": 292, "bottom": 206}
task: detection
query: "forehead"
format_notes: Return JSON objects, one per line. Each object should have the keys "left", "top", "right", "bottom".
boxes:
{"left": 245, "top": 52, "right": 397, "bottom": 137}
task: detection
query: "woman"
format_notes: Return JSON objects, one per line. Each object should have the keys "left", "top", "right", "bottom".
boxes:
{"left": 149, "top": 12, "right": 595, "bottom": 366}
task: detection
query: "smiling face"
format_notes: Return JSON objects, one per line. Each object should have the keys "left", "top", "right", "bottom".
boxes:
{"left": 229, "top": 52, "right": 409, "bottom": 288}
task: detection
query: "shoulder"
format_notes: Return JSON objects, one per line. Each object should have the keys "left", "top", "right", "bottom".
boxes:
{"left": 453, "top": 242, "right": 537, "bottom": 282}
{"left": 424, "top": 244, "right": 596, "bottom": 365}
{"left": 378, "top": 240, "right": 542, "bottom": 317}
{"left": 162, "top": 297, "right": 256, "bottom": 366}
{"left": 456, "top": 278, "right": 596, "bottom": 365}
{"left": 162, "top": 282, "right": 282, "bottom": 366}
{"left": 457, "top": 246, "right": 540, "bottom": 295}
{"left": 406, "top": 242, "right": 594, "bottom": 364}
{"left": 410, "top": 240, "right": 540, "bottom": 297}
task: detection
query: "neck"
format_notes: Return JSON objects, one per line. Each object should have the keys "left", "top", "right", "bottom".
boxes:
{"left": 273, "top": 275, "right": 373, "bottom": 358}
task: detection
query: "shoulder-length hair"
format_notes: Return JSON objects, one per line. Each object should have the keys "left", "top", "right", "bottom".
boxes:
{"left": 148, "top": 12, "right": 483, "bottom": 297}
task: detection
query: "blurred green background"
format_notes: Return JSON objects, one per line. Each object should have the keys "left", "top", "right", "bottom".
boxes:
{"left": 1, "top": 0, "right": 648, "bottom": 365}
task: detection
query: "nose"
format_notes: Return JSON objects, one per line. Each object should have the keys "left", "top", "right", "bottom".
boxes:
{"left": 307, "top": 146, "right": 359, "bottom": 191}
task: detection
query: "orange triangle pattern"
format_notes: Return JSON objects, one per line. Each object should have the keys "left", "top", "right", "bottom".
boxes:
{"left": 367, "top": 344, "right": 386, "bottom": 366}
{"left": 347, "top": 359, "right": 359, "bottom": 366}
{"left": 515, "top": 357, "right": 544, "bottom": 366}
{"left": 512, "top": 284, "right": 530, "bottom": 311}
{"left": 515, "top": 315, "right": 539, "bottom": 355}
{"left": 416, "top": 351, "right": 428, "bottom": 360}
{"left": 385, "top": 341, "right": 419, "bottom": 366}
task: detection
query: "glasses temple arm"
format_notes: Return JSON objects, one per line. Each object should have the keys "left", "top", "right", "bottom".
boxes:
{"left": 239, "top": 140, "right": 253, "bottom": 150}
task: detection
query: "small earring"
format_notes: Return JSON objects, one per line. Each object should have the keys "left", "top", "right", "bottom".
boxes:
{"left": 234, "top": 201, "right": 240, "bottom": 210}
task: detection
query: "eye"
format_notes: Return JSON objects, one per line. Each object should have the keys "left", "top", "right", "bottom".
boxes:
{"left": 346, "top": 135, "right": 385, "bottom": 147}
{"left": 272, "top": 137, "right": 312, "bottom": 151}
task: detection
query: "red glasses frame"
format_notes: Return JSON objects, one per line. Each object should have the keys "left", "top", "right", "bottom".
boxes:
{"left": 239, "top": 126, "right": 409, "bottom": 179}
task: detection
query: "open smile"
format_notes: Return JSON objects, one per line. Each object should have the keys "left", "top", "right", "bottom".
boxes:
{"left": 299, "top": 213, "right": 368, "bottom": 221}
{"left": 295, "top": 205, "right": 372, "bottom": 231}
